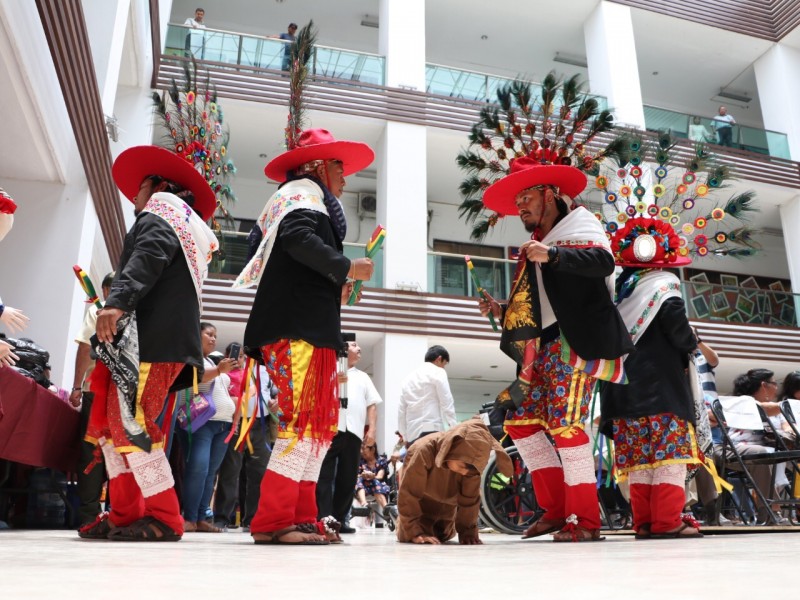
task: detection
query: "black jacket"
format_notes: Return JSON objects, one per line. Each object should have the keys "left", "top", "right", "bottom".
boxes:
{"left": 244, "top": 208, "right": 350, "bottom": 356}
{"left": 541, "top": 247, "right": 634, "bottom": 360}
{"left": 600, "top": 297, "right": 696, "bottom": 435}
{"left": 104, "top": 212, "right": 204, "bottom": 391}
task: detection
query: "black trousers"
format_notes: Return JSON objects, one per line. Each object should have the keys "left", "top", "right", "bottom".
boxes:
{"left": 213, "top": 418, "right": 271, "bottom": 527}
{"left": 316, "top": 430, "right": 362, "bottom": 523}
{"left": 77, "top": 392, "right": 106, "bottom": 525}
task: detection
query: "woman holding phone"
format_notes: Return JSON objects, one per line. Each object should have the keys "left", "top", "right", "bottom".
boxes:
{"left": 180, "top": 321, "right": 238, "bottom": 532}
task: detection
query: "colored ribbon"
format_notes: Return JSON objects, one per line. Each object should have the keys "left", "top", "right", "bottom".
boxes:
{"left": 347, "top": 225, "right": 385, "bottom": 305}
{"left": 72, "top": 265, "right": 103, "bottom": 308}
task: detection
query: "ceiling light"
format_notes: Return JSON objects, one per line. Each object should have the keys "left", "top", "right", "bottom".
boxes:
{"left": 481, "top": 35, "right": 488, "bottom": 40}
{"left": 716, "top": 89, "right": 752, "bottom": 103}
{"left": 360, "top": 14, "right": 379, "bottom": 28}
{"left": 259, "top": 153, "right": 267, "bottom": 158}
{"left": 553, "top": 52, "right": 588, "bottom": 68}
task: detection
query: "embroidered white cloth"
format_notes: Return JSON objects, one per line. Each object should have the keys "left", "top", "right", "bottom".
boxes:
{"left": 616, "top": 270, "right": 682, "bottom": 344}
{"left": 233, "top": 179, "right": 330, "bottom": 289}
{"left": 540, "top": 206, "right": 616, "bottom": 299}
{"left": 141, "top": 192, "right": 218, "bottom": 307}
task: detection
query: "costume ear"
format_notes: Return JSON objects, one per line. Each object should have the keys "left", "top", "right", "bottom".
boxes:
{"left": 491, "top": 439, "right": 514, "bottom": 477}
{"left": 434, "top": 432, "right": 463, "bottom": 469}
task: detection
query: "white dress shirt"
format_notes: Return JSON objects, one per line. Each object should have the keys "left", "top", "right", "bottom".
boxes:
{"left": 338, "top": 367, "right": 382, "bottom": 440}
{"left": 397, "top": 362, "right": 458, "bottom": 442}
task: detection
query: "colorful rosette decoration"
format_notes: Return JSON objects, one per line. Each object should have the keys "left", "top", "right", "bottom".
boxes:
{"left": 590, "top": 132, "right": 760, "bottom": 265}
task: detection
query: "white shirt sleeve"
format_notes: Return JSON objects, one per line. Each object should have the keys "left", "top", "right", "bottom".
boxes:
{"left": 398, "top": 391, "right": 407, "bottom": 439}
{"left": 434, "top": 369, "right": 458, "bottom": 429}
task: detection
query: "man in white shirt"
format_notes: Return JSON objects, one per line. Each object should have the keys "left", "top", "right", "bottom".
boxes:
{"left": 316, "top": 338, "right": 381, "bottom": 533}
{"left": 397, "top": 345, "right": 458, "bottom": 446}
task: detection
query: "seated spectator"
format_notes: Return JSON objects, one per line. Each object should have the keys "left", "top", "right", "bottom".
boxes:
{"left": 728, "top": 369, "right": 792, "bottom": 523}
{"left": 179, "top": 322, "right": 238, "bottom": 533}
{"left": 779, "top": 371, "right": 800, "bottom": 403}
{"left": 396, "top": 419, "right": 511, "bottom": 544}
{"left": 355, "top": 442, "right": 392, "bottom": 521}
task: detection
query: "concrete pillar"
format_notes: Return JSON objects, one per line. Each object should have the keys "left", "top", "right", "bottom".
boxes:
{"left": 584, "top": 1, "right": 646, "bottom": 129}
{"left": 372, "top": 334, "right": 429, "bottom": 453}
{"left": 82, "top": 0, "right": 131, "bottom": 113}
{"left": 754, "top": 44, "right": 800, "bottom": 161}
{"left": 779, "top": 195, "right": 800, "bottom": 324}
{"left": 378, "top": 0, "right": 425, "bottom": 90}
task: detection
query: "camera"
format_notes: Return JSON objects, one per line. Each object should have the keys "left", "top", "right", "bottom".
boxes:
{"left": 229, "top": 342, "right": 241, "bottom": 361}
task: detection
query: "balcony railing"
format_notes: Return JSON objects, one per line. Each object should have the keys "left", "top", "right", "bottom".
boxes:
{"left": 426, "top": 63, "right": 608, "bottom": 111}
{"left": 165, "top": 24, "right": 385, "bottom": 84}
{"left": 644, "top": 105, "right": 791, "bottom": 160}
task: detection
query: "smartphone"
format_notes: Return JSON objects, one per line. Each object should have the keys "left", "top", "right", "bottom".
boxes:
{"left": 229, "top": 342, "right": 241, "bottom": 361}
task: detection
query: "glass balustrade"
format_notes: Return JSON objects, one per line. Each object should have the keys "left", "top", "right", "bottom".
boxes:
{"left": 165, "top": 24, "right": 385, "bottom": 85}
{"left": 426, "top": 63, "right": 608, "bottom": 111}
{"left": 644, "top": 105, "right": 791, "bottom": 160}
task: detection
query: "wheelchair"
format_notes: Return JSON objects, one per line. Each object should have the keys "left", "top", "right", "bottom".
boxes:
{"left": 478, "top": 402, "right": 632, "bottom": 534}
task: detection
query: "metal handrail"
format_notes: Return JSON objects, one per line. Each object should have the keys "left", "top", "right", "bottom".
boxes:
{"left": 168, "top": 23, "right": 385, "bottom": 58}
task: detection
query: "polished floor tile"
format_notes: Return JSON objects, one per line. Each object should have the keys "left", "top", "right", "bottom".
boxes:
{"left": 1, "top": 527, "right": 798, "bottom": 599}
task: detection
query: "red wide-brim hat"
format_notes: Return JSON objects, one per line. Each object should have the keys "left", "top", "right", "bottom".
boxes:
{"left": 112, "top": 146, "right": 217, "bottom": 221}
{"left": 264, "top": 128, "right": 375, "bottom": 183}
{"left": 482, "top": 156, "right": 588, "bottom": 216}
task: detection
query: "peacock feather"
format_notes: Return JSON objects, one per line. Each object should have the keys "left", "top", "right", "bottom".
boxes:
{"left": 456, "top": 72, "right": 619, "bottom": 241}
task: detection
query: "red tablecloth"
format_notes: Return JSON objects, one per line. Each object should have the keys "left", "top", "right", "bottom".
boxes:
{"left": 0, "top": 367, "right": 80, "bottom": 472}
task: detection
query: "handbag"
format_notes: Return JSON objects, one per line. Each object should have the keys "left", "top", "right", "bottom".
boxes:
{"left": 176, "top": 381, "right": 217, "bottom": 431}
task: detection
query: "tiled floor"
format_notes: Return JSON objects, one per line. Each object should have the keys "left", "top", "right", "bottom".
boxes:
{"left": 1, "top": 527, "right": 799, "bottom": 599}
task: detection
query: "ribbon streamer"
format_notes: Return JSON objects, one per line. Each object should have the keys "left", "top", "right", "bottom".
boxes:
{"left": 347, "top": 224, "right": 386, "bottom": 305}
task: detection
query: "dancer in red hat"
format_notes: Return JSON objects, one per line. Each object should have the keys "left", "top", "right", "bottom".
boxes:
{"left": 79, "top": 146, "right": 218, "bottom": 541}
{"left": 235, "top": 127, "right": 375, "bottom": 545}
{"left": 597, "top": 134, "right": 757, "bottom": 539}
{"left": 234, "top": 22, "right": 375, "bottom": 545}
{"left": 462, "top": 75, "right": 633, "bottom": 542}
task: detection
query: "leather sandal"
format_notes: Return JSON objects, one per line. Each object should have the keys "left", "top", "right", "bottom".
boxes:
{"left": 634, "top": 524, "right": 651, "bottom": 540}
{"left": 108, "top": 516, "right": 182, "bottom": 542}
{"left": 552, "top": 525, "right": 605, "bottom": 543}
{"left": 78, "top": 512, "right": 116, "bottom": 540}
{"left": 521, "top": 517, "right": 566, "bottom": 539}
{"left": 650, "top": 522, "right": 703, "bottom": 539}
{"left": 252, "top": 525, "right": 329, "bottom": 545}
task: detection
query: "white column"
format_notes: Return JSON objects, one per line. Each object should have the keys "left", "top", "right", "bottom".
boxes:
{"left": 754, "top": 44, "right": 800, "bottom": 161}
{"left": 376, "top": 123, "right": 428, "bottom": 290}
{"left": 82, "top": 0, "right": 131, "bottom": 113}
{"left": 378, "top": 0, "right": 425, "bottom": 90}
{"left": 779, "top": 195, "right": 800, "bottom": 323}
{"left": 372, "top": 334, "right": 429, "bottom": 453}
{"left": 583, "top": 1, "right": 645, "bottom": 129}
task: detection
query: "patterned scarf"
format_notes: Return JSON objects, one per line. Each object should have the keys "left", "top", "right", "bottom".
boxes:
{"left": 616, "top": 269, "right": 682, "bottom": 344}
{"left": 141, "top": 192, "right": 219, "bottom": 309}
{"left": 234, "top": 178, "right": 334, "bottom": 289}
{"left": 288, "top": 173, "right": 347, "bottom": 241}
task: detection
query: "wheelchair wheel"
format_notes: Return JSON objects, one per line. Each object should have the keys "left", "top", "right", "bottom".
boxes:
{"left": 480, "top": 446, "right": 540, "bottom": 535}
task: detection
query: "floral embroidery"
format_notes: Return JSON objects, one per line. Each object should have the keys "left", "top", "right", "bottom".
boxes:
{"left": 612, "top": 413, "right": 701, "bottom": 475}
{"left": 142, "top": 194, "right": 217, "bottom": 306}
{"left": 628, "top": 283, "right": 681, "bottom": 338}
